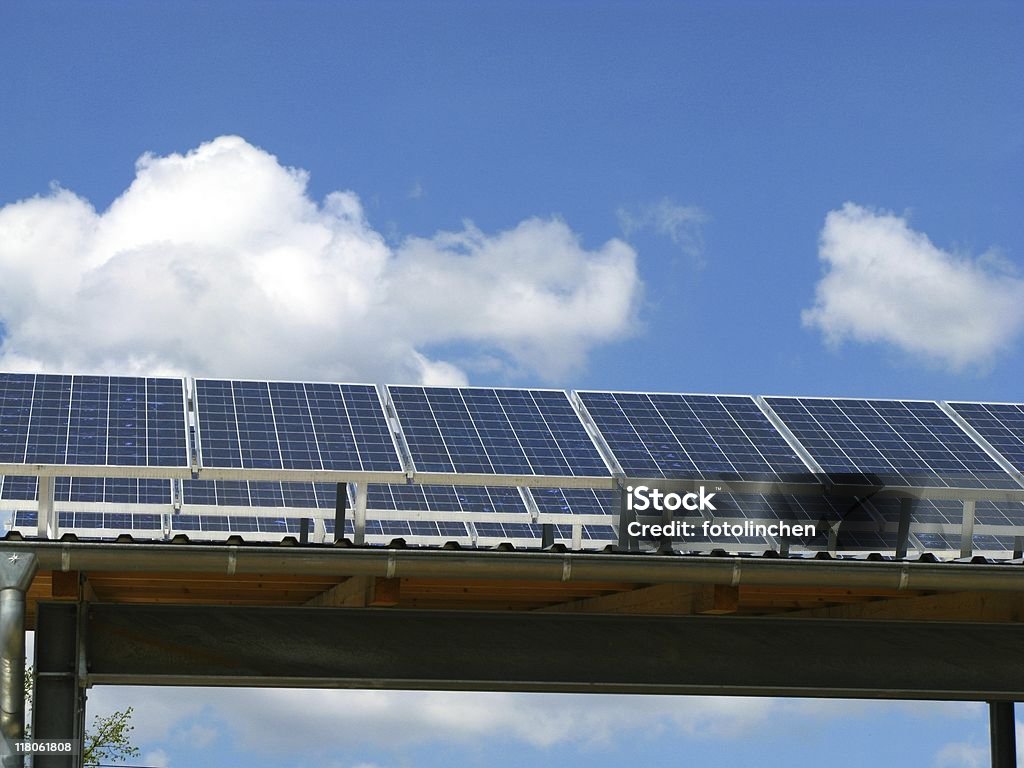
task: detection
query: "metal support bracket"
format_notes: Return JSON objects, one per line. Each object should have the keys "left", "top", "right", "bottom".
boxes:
{"left": 961, "top": 500, "right": 976, "bottom": 559}
{"left": 37, "top": 476, "right": 56, "bottom": 540}
{"left": 353, "top": 483, "right": 368, "bottom": 545}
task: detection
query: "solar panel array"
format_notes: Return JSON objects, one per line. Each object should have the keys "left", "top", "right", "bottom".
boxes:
{"left": 194, "top": 380, "right": 402, "bottom": 474}
{"left": 0, "top": 373, "right": 188, "bottom": 468}
{"left": 946, "top": 402, "right": 1024, "bottom": 474}
{"left": 763, "top": 397, "right": 1018, "bottom": 489}
{"left": 388, "top": 386, "right": 609, "bottom": 479}
{"left": 576, "top": 392, "right": 811, "bottom": 482}
{"left": 2, "top": 373, "right": 1024, "bottom": 556}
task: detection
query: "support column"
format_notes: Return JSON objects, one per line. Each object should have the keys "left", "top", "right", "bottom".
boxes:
{"left": 895, "top": 498, "right": 913, "bottom": 559}
{"left": 989, "top": 701, "right": 1016, "bottom": 768}
{"left": 37, "top": 477, "right": 55, "bottom": 540}
{"left": 334, "top": 483, "right": 348, "bottom": 544}
{"left": 33, "top": 602, "right": 86, "bottom": 768}
{"left": 0, "top": 551, "right": 38, "bottom": 768}
{"left": 353, "top": 483, "right": 368, "bottom": 546}
{"left": 961, "top": 500, "right": 976, "bottom": 559}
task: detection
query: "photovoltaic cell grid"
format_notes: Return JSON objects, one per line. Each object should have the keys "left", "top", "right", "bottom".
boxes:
{"left": 1, "top": 476, "right": 172, "bottom": 504}
{"left": 576, "top": 392, "right": 811, "bottom": 482}
{"left": 947, "top": 402, "right": 1024, "bottom": 475}
{"left": 388, "top": 386, "right": 609, "bottom": 477}
{"left": 364, "top": 484, "right": 527, "bottom": 515}
{"left": 764, "top": 397, "right": 1020, "bottom": 490}
{"left": 0, "top": 373, "right": 188, "bottom": 467}
{"left": 865, "top": 497, "right": 1024, "bottom": 529}
{"left": 13, "top": 510, "right": 162, "bottom": 531}
{"left": 194, "top": 380, "right": 402, "bottom": 473}
{"left": 531, "top": 488, "right": 618, "bottom": 517}
{"left": 182, "top": 480, "right": 337, "bottom": 509}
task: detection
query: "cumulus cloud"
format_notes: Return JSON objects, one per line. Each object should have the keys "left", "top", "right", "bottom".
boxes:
{"left": 802, "top": 203, "right": 1024, "bottom": 370}
{"left": 0, "top": 136, "right": 641, "bottom": 384}
{"left": 89, "top": 686, "right": 974, "bottom": 758}
{"left": 618, "top": 198, "right": 707, "bottom": 265}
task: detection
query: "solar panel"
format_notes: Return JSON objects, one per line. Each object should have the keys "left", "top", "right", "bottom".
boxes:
{"left": 194, "top": 379, "right": 403, "bottom": 477}
{"left": 11, "top": 510, "right": 163, "bottom": 534}
{"left": 361, "top": 483, "right": 530, "bottom": 521}
{"left": 387, "top": 386, "right": 610, "bottom": 482}
{"left": 946, "top": 402, "right": 1024, "bottom": 476}
{"left": 764, "top": 397, "right": 1019, "bottom": 490}
{"left": 576, "top": 391, "right": 812, "bottom": 483}
{"left": 530, "top": 487, "right": 618, "bottom": 519}
{"left": 1, "top": 475, "right": 172, "bottom": 506}
{"left": 181, "top": 480, "right": 336, "bottom": 510}
{"left": 0, "top": 373, "right": 189, "bottom": 471}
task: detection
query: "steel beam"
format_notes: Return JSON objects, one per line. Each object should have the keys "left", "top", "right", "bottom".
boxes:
{"left": 989, "top": 701, "right": 1017, "bottom": 768}
{"left": 83, "top": 604, "right": 1024, "bottom": 700}
{"left": 32, "top": 603, "right": 85, "bottom": 768}
{"left": 0, "top": 552, "right": 37, "bottom": 768}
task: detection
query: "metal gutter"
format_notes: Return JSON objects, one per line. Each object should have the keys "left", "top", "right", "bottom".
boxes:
{"left": 2, "top": 541, "right": 1023, "bottom": 593}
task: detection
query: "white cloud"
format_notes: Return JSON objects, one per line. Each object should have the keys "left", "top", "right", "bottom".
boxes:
{"left": 803, "top": 202, "right": 1024, "bottom": 370}
{"left": 618, "top": 198, "right": 707, "bottom": 265}
{"left": 0, "top": 136, "right": 641, "bottom": 384}
{"left": 90, "top": 687, "right": 976, "bottom": 758}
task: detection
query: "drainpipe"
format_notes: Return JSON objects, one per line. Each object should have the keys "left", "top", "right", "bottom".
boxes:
{"left": 0, "top": 551, "right": 38, "bottom": 768}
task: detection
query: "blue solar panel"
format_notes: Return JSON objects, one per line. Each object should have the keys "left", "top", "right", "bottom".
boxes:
{"left": 11, "top": 510, "right": 162, "bottom": 531}
{"left": 1, "top": 475, "right": 172, "bottom": 504}
{"left": 388, "top": 386, "right": 609, "bottom": 478}
{"left": 194, "top": 379, "right": 402, "bottom": 473}
{"left": 765, "top": 397, "right": 1018, "bottom": 490}
{"left": 0, "top": 374, "right": 188, "bottom": 468}
{"left": 181, "top": 480, "right": 336, "bottom": 508}
{"left": 364, "top": 483, "right": 527, "bottom": 515}
{"left": 576, "top": 391, "right": 811, "bottom": 482}
{"left": 531, "top": 487, "right": 617, "bottom": 517}
{"left": 172, "top": 513, "right": 305, "bottom": 534}
{"left": 947, "top": 402, "right": 1024, "bottom": 475}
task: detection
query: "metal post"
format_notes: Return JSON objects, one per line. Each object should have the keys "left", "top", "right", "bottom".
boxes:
{"left": 896, "top": 498, "right": 913, "bottom": 559}
{"left": 989, "top": 701, "right": 1016, "bottom": 768}
{"left": 37, "top": 477, "right": 55, "bottom": 540}
{"left": 298, "top": 519, "right": 310, "bottom": 544}
{"left": 616, "top": 483, "right": 635, "bottom": 551}
{"left": 540, "top": 524, "right": 554, "bottom": 549}
{"left": 0, "top": 551, "right": 38, "bottom": 768}
{"left": 33, "top": 602, "right": 85, "bottom": 768}
{"left": 961, "top": 500, "right": 976, "bottom": 559}
{"left": 353, "top": 483, "right": 368, "bottom": 546}
{"left": 334, "top": 483, "right": 348, "bottom": 544}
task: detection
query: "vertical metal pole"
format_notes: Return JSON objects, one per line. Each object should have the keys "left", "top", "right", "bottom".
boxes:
{"left": 572, "top": 522, "right": 583, "bottom": 551}
{"left": 0, "top": 551, "right": 38, "bottom": 768}
{"left": 37, "top": 477, "right": 55, "bottom": 540}
{"left": 540, "top": 524, "right": 554, "bottom": 549}
{"left": 961, "top": 500, "right": 976, "bottom": 559}
{"left": 33, "top": 602, "right": 84, "bottom": 768}
{"left": 616, "top": 483, "right": 635, "bottom": 551}
{"left": 354, "top": 483, "right": 368, "bottom": 546}
{"left": 895, "top": 498, "right": 913, "bottom": 559}
{"left": 334, "top": 483, "right": 348, "bottom": 544}
{"left": 989, "top": 701, "right": 1016, "bottom": 768}
{"left": 298, "top": 519, "right": 310, "bottom": 544}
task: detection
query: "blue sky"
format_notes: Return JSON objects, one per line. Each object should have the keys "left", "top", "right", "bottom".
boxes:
{"left": 4, "top": 2, "right": 1023, "bottom": 767}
